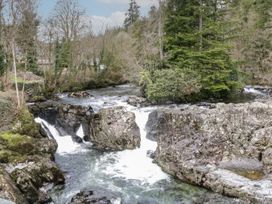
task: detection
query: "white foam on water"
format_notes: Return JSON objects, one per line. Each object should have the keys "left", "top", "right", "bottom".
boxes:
{"left": 35, "top": 118, "right": 82, "bottom": 155}
{"left": 100, "top": 106, "right": 169, "bottom": 185}
{"left": 244, "top": 87, "right": 265, "bottom": 95}
{"left": 76, "top": 125, "right": 84, "bottom": 140}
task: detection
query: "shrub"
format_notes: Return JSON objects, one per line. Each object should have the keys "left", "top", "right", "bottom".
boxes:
{"left": 142, "top": 68, "right": 202, "bottom": 103}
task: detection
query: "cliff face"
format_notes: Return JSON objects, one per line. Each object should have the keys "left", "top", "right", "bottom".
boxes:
{"left": 151, "top": 101, "right": 272, "bottom": 202}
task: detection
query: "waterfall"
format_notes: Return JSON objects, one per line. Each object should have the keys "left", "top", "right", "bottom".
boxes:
{"left": 35, "top": 118, "right": 82, "bottom": 155}
{"left": 99, "top": 106, "right": 169, "bottom": 184}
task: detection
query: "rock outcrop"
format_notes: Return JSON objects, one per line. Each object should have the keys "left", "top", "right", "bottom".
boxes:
{"left": 0, "top": 167, "right": 28, "bottom": 204}
{"left": 0, "top": 94, "right": 64, "bottom": 204}
{"left": 29, "top": 102, "right": 141, "bottom": 150}
{"left": 90, "top": 106, "right": 140, "bottom": 150}
{"left": 8, "top": 157, "right": 64, "bottom": 204}
{"left": 153, "top": 101, "right": 272, "bottom": 202}
{"left": 126, "top": 96, "right": 150, "bottom": 107}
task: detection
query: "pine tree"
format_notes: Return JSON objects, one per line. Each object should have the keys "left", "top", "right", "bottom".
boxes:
{"left": 144, "top": 0, "right": 241, "bottom": 101}
{"left": 124, "top": 0, "right": 140, "bottom": 29}
{"left": 54, "top": 38, "right": 72, "bottom": 84}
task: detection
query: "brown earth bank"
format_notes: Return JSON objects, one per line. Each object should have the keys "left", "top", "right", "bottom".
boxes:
{"left": 0, "top": 92, "right": 64, "bottom": 204}
{"left": 146, "top": 100, "right": 272, "bottom": 203}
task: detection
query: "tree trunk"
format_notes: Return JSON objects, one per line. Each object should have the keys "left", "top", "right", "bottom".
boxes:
{"left": 11, "top": 40, "right": 20, "bottom": 108}
{"left": 159, "top": 0, "right": 164, "bottom": 61}
{"left": 199, "top": 0, "right": 203, "bottom": 50}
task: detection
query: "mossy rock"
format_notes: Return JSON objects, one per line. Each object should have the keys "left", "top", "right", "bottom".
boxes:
{"left": 15, "top": 108, "right": 41, "bottom": 138}
{"left": 0, "top": 132, "right": 36, "bottom": 155}
{"left": 0, "top": 149, "right": 27, "bottom": 163}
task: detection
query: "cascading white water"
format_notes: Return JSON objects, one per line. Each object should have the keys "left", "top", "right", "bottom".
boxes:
{"left": 35, "top": 118, "right": 82, "bottom": 155}
{"left": 243, "top": 87, "right": 266, "bottom": 95}
{"left": 99, "top": 106, "right": 169, "bottom": 184}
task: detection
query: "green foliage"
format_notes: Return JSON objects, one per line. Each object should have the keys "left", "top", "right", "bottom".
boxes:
{"left": 26, "top": 41, "right": 38, "bottom": 74}
{"left": 54, "top": 38, "right": 72, "bottom": 83}
{"left": 143, "top": 0, "right": 242, "bottom": 102}
{"left": 142, "top": 68, "right": 202, "bottom": 102}
{"left": 124, "top": 0, "right": 140, "bottom": 29}
{"left": 14, "top": 108, "right": 41, "bottom": 138}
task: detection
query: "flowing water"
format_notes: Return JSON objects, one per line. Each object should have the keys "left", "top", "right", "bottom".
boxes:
{"left": 35, "top": 84, "right": 263, "bottom": 204}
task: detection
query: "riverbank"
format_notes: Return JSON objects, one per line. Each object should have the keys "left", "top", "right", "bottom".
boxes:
{"left": 0, "top": 91, "right": 64, "bottom": 204}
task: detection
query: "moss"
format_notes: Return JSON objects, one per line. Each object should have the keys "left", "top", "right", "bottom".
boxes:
{"left": 15, "top": 108, "right": 41, "bottom": 138}
{"left": 0, "top": 132, "right": 36, "bottom": 155}
{"left": 0, "top": 149, "right": 27, "bottom": 163}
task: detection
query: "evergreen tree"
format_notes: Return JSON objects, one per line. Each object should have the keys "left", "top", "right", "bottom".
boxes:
{"left": 54, "top": 38, "right": 72, "bottom": 84}
{"left": 124, "top": 0, "right": 140, "bottom": 29}
{"left": 144, "top": 0, "right": 241, "bottom": 101}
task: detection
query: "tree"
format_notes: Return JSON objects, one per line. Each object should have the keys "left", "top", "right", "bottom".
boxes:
{"left": 0, "top": 0, "right": 6, "bottom": 78}
{"left": 52, "top": 0, "right": 85, "bottom": 40}
{"left": 16, "top": 0, "right": 39, "bottom": 74}
{"left": 143, "top": 0, "right": 241, "bottom": 102}
{"left": 230, "top": 0, "right": 272, "bottom": 82}
{"left": 124, "top": 0, "right": 140, "bottom": 29}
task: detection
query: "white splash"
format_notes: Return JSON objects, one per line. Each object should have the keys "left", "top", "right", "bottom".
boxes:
{"left": 244, "top": 87, "right": 265, "bottom": 96}
{"left": 76, "top": 124, "right": 84, "bottom": 140}
{"left": 100, "top": 106, "right": 169, "bottom": 184}
{"left": 35, "top": 118, "right": 82, "bottom": 155}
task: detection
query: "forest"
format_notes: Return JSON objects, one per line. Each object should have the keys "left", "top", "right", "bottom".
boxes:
{"left": 0, "top": 0, "right": 271, "bottom": 105}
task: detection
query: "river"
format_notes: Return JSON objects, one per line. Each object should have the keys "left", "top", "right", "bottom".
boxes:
{"left": 35, "top": 84, "right": 263, "bottom": 204}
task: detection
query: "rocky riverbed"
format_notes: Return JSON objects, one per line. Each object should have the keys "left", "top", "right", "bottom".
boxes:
{"left": 2, "top": 84, "right": 272, "bottom": 203}
{"left": 152, "top": 101, "right": 272, "bottom": 203}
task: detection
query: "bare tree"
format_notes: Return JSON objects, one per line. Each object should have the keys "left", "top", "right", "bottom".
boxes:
{"left": 6, "top": 0, "right": 21, "bottom": 107}
{"left": 52, "top": 0, "right": 85, "bottom": 40}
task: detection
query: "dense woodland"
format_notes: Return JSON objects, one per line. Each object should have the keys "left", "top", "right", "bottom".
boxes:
{"left": 0, "top": 0, "right": 271, "bottom": 105}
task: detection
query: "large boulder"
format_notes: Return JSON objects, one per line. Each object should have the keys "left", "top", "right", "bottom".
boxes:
{"left": 90, "top": 106, "right": 141, "bottom": 151}
{"left": 154, "top": 101, "right": 272, "bottom": 202}
{"left": 0, "top": 167, "right": 28, "bottom": 204}
{"left": 8, "top": 157, "right": 64, "bottom": 204}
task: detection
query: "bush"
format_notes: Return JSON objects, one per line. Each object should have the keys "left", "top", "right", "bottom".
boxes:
{"left": 142, "top": 68, "right": 202, "bottom": 103}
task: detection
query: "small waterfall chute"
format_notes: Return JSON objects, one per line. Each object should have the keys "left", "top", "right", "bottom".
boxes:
{"left": 35, "top": 118, "right": 82, "bottom": 155}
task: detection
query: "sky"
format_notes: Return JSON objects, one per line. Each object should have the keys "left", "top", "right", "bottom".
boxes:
{"left": 38, "top": 0, "right": 159, "bottom": 34}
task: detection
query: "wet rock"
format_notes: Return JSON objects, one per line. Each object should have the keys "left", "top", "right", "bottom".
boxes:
{"left": 90, "top": 106, "right": 140, "bottom": 151}
{"left": 8, "top": 157, "right": 64, "bottom": 204}
{"left": 154, "top": 101, "right": 272, "bottom": 202}
{"left": 68, "top": 91, "right": 92, "bottom": 98}
{"left": 69, "top": 188, "right": 122, "bottom": 204}
{"left": 127, "top": 96, "right": 150, "bottom": 107}
{"left": 145, "top": 110, "right": 168, "bottom": 141}
{"left": 146, "top": 150, "right": 155, "bottom": 159}
{"left": 219, "top": 158, "right": 264, "bottom": 180}
{"left": 0, "top": 167, "right": 28, "bottom": 204}
{"left": 57, "top": 104, "right": 93, "bottom": 141}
